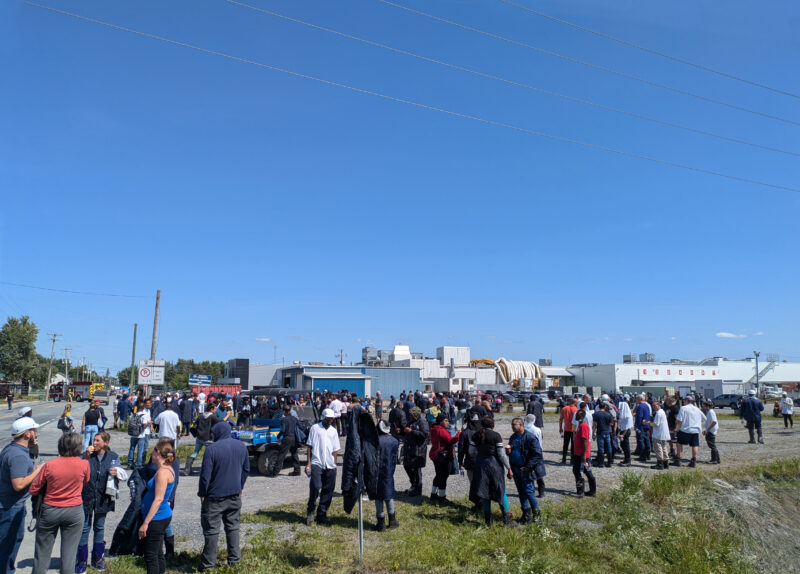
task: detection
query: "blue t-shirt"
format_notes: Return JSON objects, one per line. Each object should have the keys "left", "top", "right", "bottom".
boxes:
{"left": 141, "top": 470, "right": 176, "bottom": 521}
{"left": 508, "top": 433, "right": 525, "bottom": 468}
{"left": 0, "top": 442, "right": 34, "bottom": 509}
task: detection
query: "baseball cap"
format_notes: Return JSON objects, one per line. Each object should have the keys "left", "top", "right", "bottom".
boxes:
{"left": 748, "top": 389, "right": 756, "bottom": 396}
{"left": 18, "top": 406, "right": 32, "bottom": 417}
{"left": 12, "top": 416, "right": 40, "bottom": 436}
{"left": 684, "top": 395, "right": 694, "bottom": 402}
{"left": 322, "top": 408, "right": 335, "bottom": 419}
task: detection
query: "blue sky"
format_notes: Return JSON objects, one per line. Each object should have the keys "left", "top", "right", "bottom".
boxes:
{"left": 1, "top": 0, "right": 798, "bottom": 374}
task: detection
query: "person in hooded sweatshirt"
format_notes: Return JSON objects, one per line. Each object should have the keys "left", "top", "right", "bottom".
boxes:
{"left": 198, "top": 422, "right": 250, "bottom": 570}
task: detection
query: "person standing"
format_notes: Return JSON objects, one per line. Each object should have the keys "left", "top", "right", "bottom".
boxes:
{"left": 374, "top": 391, "right": 384, "bottom": 422}
{"left": 740, "top": 389, "right": 765, "bottom": 444}
{"left": 138, "top": 440, "right": 176, "bottom": 574}
{"left": 185, "top": 403, "right": 219, "bottom": 476}
{"left": 507, "top": 417, "right": 542, "bottom": 524}
{"left": 616, "top": 398, "right": 634, "bottom": 467}
{"left": 388, "top": 400, "right": 406, "bottom": 439}
{"left": 559, "top": 398, "right": 578, "bottom": 465}
{"left": 571, "top": 410, "right": 596, "bottom": 498}
{"left": 1, "top": 417, "right": 43, "bottom": 574}
{"left": 82, "top": 401, "right": 103, "bottom": 450}
{"left": 526, "top": 397, "right": 544, "bottom": 429}
{"left": 523, "top": 415, "right": 547, "bottom": 498}
{"left": 401, "top": 407, "right": 429, "bottom": 498}
{"left": 592, "top": 403, "right": 615, "bottom": 467}
{"left": 648, "top": 401, "right": 671, "bottom": 470}
{"left": 179, "top": 394, "right": 195, "bottom": 437}
{"left": 701, "top": 400, "right": 720, "bottom": 464}
{"left": 329, "top": 395, "right": 344, "bottom": 436}
{"left": 469, "top": 416, "right": 515, "bottom": 526}
{"left": 634, "top": 395, "right": 652, "bottom": 463}
{"left": 58, "top": 404, "right": 75, "bottom": 434}
{"left": 780, "top": 392, "right": 794, "bottom": 429}
{"left": 268, "top": 404, "right": 301, "bottom": 477}
{"left": 30, "top": 432, "right": 90, "bottom": 574}
{"left": 154, "top": 402, "right": 181, "bottom": 441}
{"left": 198, "top": 422, "right": 250, "bottom": 570}
{"left": 673, "top": 396, "right": 706, "bottom": 467}
{"left": 127, "top": 398, "right": 152, "bottom": 470}
{"left": 428, "top": 414, "right": 460, "bottom": 504}
{"left": 117, "top": 395, "right": 131, "bottom": 427}
{"left": 7, "top": 392, "right": 14, "bottom": 410}
{"left": 305, "top": 409, "right": 340, "bottom": 526}
{"left": 76, "top": 432, "right": 122, "bottom": 572}
{"left": 374, "top": 421, "right": 399, "bottom": 531}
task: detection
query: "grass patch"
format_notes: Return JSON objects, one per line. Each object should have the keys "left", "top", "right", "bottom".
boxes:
{"left": 108, "top": 459, "right": 800, "bottom": 574}
{"left": 119, "top": 443, "right": 202, "bottom": 466}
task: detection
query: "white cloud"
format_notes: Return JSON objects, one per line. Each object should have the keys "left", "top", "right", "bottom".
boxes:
{"left": 291, "top": 336, "right": 309, "bottom": 343}
{"left": 254, "top": 337, "right": 271, "bottom": 342}
{"left": 621, "top": 337, "right": 634, "bottom": 342}
{"left": 716, "top": 332, "right": 747, "bottom": 339}
{"left": 670, "top": 336, "right": 678, "bottom": 341}
{"left": 754, "top": 332, "right": 765, "bottom": 336}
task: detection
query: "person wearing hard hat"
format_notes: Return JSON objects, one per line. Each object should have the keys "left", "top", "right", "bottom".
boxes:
{"left": 740, "top": 389, "right": 765, "bottom": 444}
{"left": 305, "top": 408, "right": 340, "bottom": 526}
{"left": 0, "top": 417, "right": 43, "bottom": 574}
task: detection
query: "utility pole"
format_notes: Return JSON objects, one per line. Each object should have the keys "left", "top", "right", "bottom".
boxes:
{"left": 337, "top": 349, "right": 345, "bottom": 366}
{"left": 150, "top": 290, "right": 161, "bottom": 361}
{"left": 82, "top": 357, "right": 86, "bottom": 381}
{"left": 45, "top": 333, "right": 60, "bottom": 392}
{"left": 130, "top": 323, "right": 138, "bottom": 390}
{"left": 64, "top": 348, "right": 71, "bottom": 383}
{"left": 754, "top": 351, "right": 760, "bottom": 398}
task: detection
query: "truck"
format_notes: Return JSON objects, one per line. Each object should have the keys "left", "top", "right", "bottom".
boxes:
{"left": 190, "top": 384, "right": 242, "bottom": 397}
{"left": 234, "top": 388, "right": 319, "bottom": 476}
{"left": 48, "top": 381, "right": 105, "bottom": 402}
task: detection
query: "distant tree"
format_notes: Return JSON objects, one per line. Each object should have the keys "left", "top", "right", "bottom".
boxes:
{"left": 0, "top": 316, "right": 39, "bottom": 382}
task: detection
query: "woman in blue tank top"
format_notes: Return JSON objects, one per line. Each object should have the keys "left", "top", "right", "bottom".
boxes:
{"left": 138, "top": 439, "right": 176, "bottom": 574}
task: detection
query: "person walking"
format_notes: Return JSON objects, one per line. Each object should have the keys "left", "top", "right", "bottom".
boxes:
{"left": 673, "top": 396, "right": 706, "bottom": 467}
{"left": 268, "top": 404, "right": 301, "bottom": 477}
{"left": 198, "top": 422, "right": 250, "bottom": 570}
{"left": 154, "top": 402, "right": 181, "bottom": 441}
{"left": 428, "top": 414, "right": 460, "bottom": 504}
{"left": 76, "top": 431, "right": 122, "bottom": 572}
{"left": 374, "top": 421, "right": 399, "bottom": 531}
{"left": 616, "top": 398, "right": 634, "bottom": 467}
{"left": 740, "top": 389, "right": 765, "bottom": 444}
{"left": 470, "top": 416, "right": 515, "bottom": 526}
{"left": 458, "top": 413, "right": 482, "bottom": 510}
{"left": 127, "top": 398, "right": 152, "bottom": 469}
{"left": 185, "top": 403, "right": 219, "bottom": 476}
{"left": 57, "top": 404, "right": 75, "bottom": 434}
{"left": 401, "top": 407, "right": 429, "bottom": 498}
{"left": 82, "top": 400, "right": 103, "bottom": 450}
{"left": 571, "top": 410, "right": 596, "bottom": 497}
{"left": 648, "top": 401, "right": 671, "bottom": 470}
{"left": 30, "top": 432, "right": 90, "bottom": 574}
{"left": 138, "top": 439, "right": 176, "bottom": 574}
{"left": 1, "top": 417, "right": 42, "bottom": 574}
{"left": 305, "top": 409, "right": 341, "bottom": 526}
{"left": 559, "top": 398, "right": 578, "bottom": 465}
{"left": 507, "top": 417, "right": 542, "bottom": 524}
{"left": 780, "top": 392, "right": 794, "bottom": 429}
{"left": 701, "top": 400, "right": 720, "bottom": 464}
{"left": 7, "top": 392, "right": 14, "bottom": 410}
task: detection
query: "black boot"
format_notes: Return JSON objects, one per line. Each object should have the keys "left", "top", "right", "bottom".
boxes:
{"left": 388, "top": 513, "right": 399, "bottom": 529}
{"left": 688, "top": 458, "right": 696, "bottom": 468}
{"left": 586, "top": 476, "right": 597, "bottom": 497}
{"left": 375, "top": 516, "right": 386, "bottom": 532}
{"left": 605, "top": 453, "right": 613, "bottom": 468}
{"left": 670, "top": 457, "right": 681, "bottom": 467}
{"left": 650, "top": 461, "right": 663, "bottom": 470}
{"left": 165, "top": 535, "right": 175, "bottom": 558}
{"left": 757, "top": 430, "right": 764, "bottom": 444}
{"left": 618, "top": 458, "right": 631, "bottom": 467}
{"left": 483, "top": 510, "right": 493, "bottom": 525}
{"left": 503, "top": 511, "right": 517, "bottom": 527}
{"left": 537, "top": 480, "right": 545, "bottom": 498}
{"left": 573, "top": 480, "right": 584, "bottom": 498}
{"left": 519, "top": 508, "right": 531, "bottom": 524}
{"left": 747, "top": 428, "right": 756, "bottom": 443}
{"left": 531, "top": 509, "right": 542, "bottom": 524}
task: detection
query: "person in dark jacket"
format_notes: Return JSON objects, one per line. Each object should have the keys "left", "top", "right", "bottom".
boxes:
{"left": 116, "top": 396, "right": 132, "bottom": 427}
{"left": 374, "top": 421, "right": 399, "bottom": 531}
{"left": 458, "top": 413, "right": 482, "bottom": 509}
{"left": 77, "top": 431, "right": 121, "bottom": 572}
{"left": 401, "top": 407, "right": 429, "bottom": 497}
{"left": 185, "top": 406, "right": 219, "bottom": 476}
{"left": 740, "top": 389, "right": 765, "bottom": 444}
{"left": 198, "top": 422, "right": 250, "bottom": 570}
{"left": 469, "top": 416, "right": 514, "bottom": 526}
{"left": 179, "top": 395, "right": 194, "bottom": 437}
{"left": 526, "top": 398, "right": 544, "bottom": 429}
{"left": 267, "top": 404, "right": 301, "bottom": 477}
{"left": 507, "top": 418, "right": 542, "bottom": 524}
{"left": 388, "top": 402, "right": 406, "bottom": 439}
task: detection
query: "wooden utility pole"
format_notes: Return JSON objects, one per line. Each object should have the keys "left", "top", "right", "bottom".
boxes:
{"left": 150, "top": 290, "right": 161, "bottom": 361}
{"left": 45, "top": 333, "right": 60, "bottom": 391}
{"left": 130, "top": 323, "right": 138, "bottom": 390}
{"left": 64, "top": 348, "right": 71, "bottom": 383}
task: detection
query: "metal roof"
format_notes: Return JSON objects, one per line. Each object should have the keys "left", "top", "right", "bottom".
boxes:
{"left": 542, "top": 367, "right": 573, "bottom": 377}
{"left": 302, "top": 372, "right": 371, "bottom": 380}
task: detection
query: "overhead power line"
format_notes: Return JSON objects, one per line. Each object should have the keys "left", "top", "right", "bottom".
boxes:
{"left": 225, "top": 0, "right": 799, "bottom": 158}
{"left": 0, "top": 280, "right": 152, "bottom": 299}
{"left": 23, "top": 2, "right": 800, "bottom": 194}
{"left": 376, "top": 0, "right": 800, "bottom": 127}
{"left": 498, "top": 0, "right": 800, "bottom": 100}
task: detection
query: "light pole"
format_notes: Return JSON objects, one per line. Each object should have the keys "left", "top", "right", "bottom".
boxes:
{"left": 754, "top": 351, "right": 760, "bottom": 398}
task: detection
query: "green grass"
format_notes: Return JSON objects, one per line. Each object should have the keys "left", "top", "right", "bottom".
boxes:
{"left": 107, "top": 459, "right": 800, "bottom": 574}
{"left": 119, "top": 443, "right": 202, "bottom": 466}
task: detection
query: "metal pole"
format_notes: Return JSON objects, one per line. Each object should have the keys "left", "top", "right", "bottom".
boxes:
{"left": 357, "top": 493, "right": 364, "bottom": 562}
{"left": 754, "top": 351, "right": 760, "bottom": 398}
{"left": 131, "top": 323, "right": 138, "bottom": 391}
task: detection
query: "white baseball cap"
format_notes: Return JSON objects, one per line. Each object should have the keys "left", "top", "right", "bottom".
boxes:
{"left": 322, "top": 408, "right": 335, "bottom": 419}
{"left": 11, "top": 416, "right": 40, "bottom": 436}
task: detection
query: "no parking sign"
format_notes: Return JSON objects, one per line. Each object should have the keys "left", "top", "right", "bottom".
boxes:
{"left": 138, "top": 360, "right": 165, "bottom": 385}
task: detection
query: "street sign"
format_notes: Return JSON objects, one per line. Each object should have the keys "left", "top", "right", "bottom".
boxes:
{"left": 189, "top": 374, "right": 213, "bottom": 385}
{"left": 138, "top": 360, "right": 165, "bottom": 386}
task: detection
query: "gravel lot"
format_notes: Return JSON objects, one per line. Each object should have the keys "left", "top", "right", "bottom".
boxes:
{"left": 96, "top": 410, "right": 800, "bottom": 553}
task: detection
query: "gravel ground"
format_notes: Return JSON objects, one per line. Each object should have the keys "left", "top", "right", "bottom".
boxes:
{"left": 98, "top": 410, "right": 800, "bottom": 554}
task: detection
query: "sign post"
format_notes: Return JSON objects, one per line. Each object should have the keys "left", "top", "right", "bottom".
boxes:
{"left": 138, "top": 360, "right": 165, "bottom": 387}
{"left": 189, "top": 374, "right": 213, "bottom": 386}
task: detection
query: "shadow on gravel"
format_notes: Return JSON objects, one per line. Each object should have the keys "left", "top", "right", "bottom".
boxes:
{"left": 249, "top": 508, "right": 307, "bottom": 524}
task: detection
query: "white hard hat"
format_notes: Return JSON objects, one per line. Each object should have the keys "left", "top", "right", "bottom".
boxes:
{"left": 11, "top": 416, "right": 40, "bottom": 436}
{"left": 748, "top": 389, "right": 756, "bottom": 396}
{"left": 322, "top": 408, "right": 335, "bottom": 419}
{"left": 18, "top": 406, "right": 32, "bottom": 417}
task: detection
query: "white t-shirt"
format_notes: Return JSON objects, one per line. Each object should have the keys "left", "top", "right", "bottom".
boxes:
{"left": 572, "top": 409, "right": 593, "bottom": 432}
{"left": 650, "top": 409, "right": 671, "bottom": 441}
{"left": 134, "top": 408, "right": 151, "bottom": 439}
{"left": 308, "top": 422, "right": 341, "bottom": 470}
{"left": 676, "top": 404, "right": 706, "bottom": 434}
{"left": 329, "top": 399, "right": 344, "bottom": 418}
{"left": 154, "top": 409, "right": 181, "bottom": 439}
{"left": 781, "top": 397, "right": 794, "bottom": 415}
{"left": 704, "top": 408, "right": 719, "bottom": 435}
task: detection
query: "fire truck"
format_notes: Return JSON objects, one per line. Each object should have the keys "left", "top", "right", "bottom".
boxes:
{"left": 48, "top": 381, "right": 105, "bottom": 402}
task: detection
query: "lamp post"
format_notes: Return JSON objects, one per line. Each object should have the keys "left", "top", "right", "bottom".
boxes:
{"left": 754, "top": 351, "right": 760, "bottom": 398}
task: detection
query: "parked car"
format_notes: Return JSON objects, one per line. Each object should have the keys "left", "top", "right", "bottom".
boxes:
{"left": 501, "top": 393, "right": 517, "bottom": 403}
{"left": 711, "top": 394, "right": 743, "bottom": 410}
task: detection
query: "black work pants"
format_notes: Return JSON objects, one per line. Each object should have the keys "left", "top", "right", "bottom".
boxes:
{"left": 618, "top": 429, "right": 631, "bottom": 461}
{"left": 784, "top": 414, "right": 794, "bottom": 428}
{"left": 432, "top": 455, "right": 452, "bottom": 490}
{"left": 404, "top": 465, "right": 422, "bottom": 489}
{"left": 307, "top": 466, "right": 336, "bottom": 518}
{"left": 201, "top": 495, "right": 242, "bottom": 569}
{"left": 561, "top": 431, "right": 573, "bottom": 459}
{"left": 271, "top": 437, "right": 300, "bottom": 475}
{"left": 572, "top": 456, "right": 595, "bottom": 491}
{"left": 143, "top": 517, "right": 170, "bottom": 574}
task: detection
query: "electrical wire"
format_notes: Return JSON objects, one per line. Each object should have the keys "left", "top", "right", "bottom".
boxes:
{"left": 497, "top": 0, "right": 800, "bottom": 100}
{"left": 23, "top": 2, "right": 800, "bottom": 194}
{"left": 225, "top": 0, "right": 799, "bottom": 158}
{"left": 0, "top": 281, "right": 152, "bottom": 299}
{"left": 376, "top": 0, "right": 800, "bottom": 127}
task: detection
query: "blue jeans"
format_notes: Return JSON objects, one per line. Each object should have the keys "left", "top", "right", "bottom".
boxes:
{"left": 597, "top": 432, "right": 612, "bottom": 455}
{"left": 0, "top": 500, "right": 26, "bottom": 574}
{"left": 190, "top": 438, "right": 213, "bottom": 459}
{"left": 80, "top": 511, "right": 106, "bottom": 546}
{"left": 637, "top": 428, "right": 651, "bottom": 455}
{"left": 84, "top": 425, "right": 99, "bottom": 449}
{"left": 511, "top": 466, "right": 539, "bottom": 511}
{"left": 128, "top": 436, "right": 148, "bottom": 467}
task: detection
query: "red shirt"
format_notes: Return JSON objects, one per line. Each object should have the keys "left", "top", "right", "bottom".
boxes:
{"left": 30, "top": 456, "right": 90, "bottom": 507}
{"left": 429, "top": 425, "right": 460, "bottom": 461}
{"left": 572, "top": 421, "right": 591, "bottom": 458}
{"left": 561, "top": 404, "right": 578, "bottom": 432}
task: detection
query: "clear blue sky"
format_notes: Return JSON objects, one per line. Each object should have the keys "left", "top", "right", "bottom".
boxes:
{"left": 2, "top": 0, "right": 798, "bottom": 375}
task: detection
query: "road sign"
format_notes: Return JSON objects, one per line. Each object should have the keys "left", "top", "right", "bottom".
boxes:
{"left": 138, "top": 360, "right": 165, "bottom": 386}
{"left": 189, "top": 374, "right": 213, "bottom": 385}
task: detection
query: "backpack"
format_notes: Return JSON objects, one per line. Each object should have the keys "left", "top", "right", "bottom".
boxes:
{"left": 295, "top": 419, "right": 308, "bottom": 444}
{"left": 57, "top": 417, "right": 67, "bottom": 431}
{"left": 127, "top": 413, "right": 144, "bottom": 437}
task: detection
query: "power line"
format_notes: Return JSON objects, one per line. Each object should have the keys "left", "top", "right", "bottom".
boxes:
{"left": 23, "top": 2, "right": 800, "bottom": 194}
{"left": 0, "top": 281, "right": 152, "bottom": 299}
{"left": 376, "top": 0, "right": 800, "bottom": 127}
{"left": 225, "top": 0, "right": 799, "bottom": 158}
{"left": 497, "top": 0, "right": 800, "bottom": 100}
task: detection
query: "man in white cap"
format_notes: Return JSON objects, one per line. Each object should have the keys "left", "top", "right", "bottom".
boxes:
{"left": 305, "top": 408, "right": 340, "bottom": 526}
{"left": 16, "top": 407, "right": 38, "bottom": 461}
{"left": 780, "top": 392, "right": 794, "bottom": 429}
{"left": 1, "top": 417, "right": 43, "bottom": 574}
{"left": 740, "top": 389, "right": 765, "bottom": 444}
